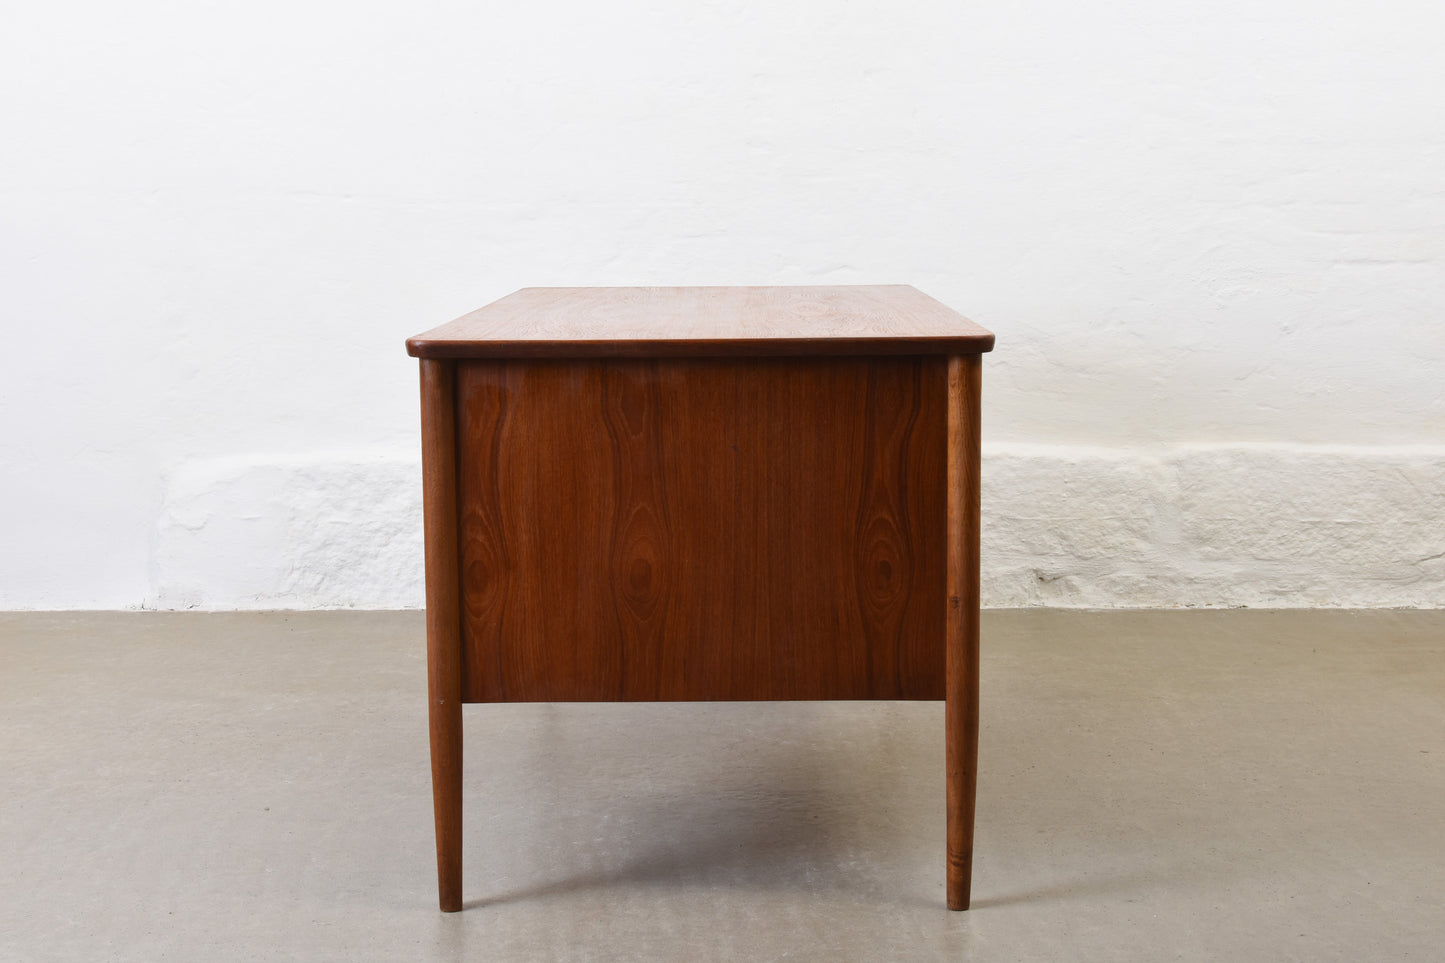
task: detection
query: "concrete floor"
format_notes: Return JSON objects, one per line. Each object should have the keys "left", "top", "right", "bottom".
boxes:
{"left": 1, "top": 611, "right": 1442, "bottom": 962}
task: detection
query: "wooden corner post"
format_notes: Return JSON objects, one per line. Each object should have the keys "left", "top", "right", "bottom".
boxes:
{"left": 420, "top": 358, "right": 464, "bottom": 912}
{"left": 946, "top": 354, "right": 982, "bottom": 910}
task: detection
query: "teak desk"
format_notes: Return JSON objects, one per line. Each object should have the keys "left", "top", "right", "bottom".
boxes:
{"left": 406, "top": 286, "right": 994, "bottom": 911}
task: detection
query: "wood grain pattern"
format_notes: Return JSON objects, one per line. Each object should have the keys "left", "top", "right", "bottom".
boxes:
{"left": 407, "top": 286, "right": 995, "bottom": 359}
{"left": 419, "top": 359, "right": 463, "bottom": 912}
{"left": 946, "top": 354, "right": 982, "bottom": 911}
{"left": 453, "top": 356, "right": 949, "bottom": 703}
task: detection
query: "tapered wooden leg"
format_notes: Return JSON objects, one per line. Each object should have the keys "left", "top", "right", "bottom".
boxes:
{"left": 421, "top": 359, "right": 464, "bottom": 912}
{"left": 428, "top": 672, "right": 462, "bottom": 912}
{"left": 946, "top": 355, "right": 982, "bottom": 910}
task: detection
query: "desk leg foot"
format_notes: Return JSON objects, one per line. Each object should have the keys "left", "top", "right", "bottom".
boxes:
{"left": 946, "top": 355, "right": 981, "bottom": 911}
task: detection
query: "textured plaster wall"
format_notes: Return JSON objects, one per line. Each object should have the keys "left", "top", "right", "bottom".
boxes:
{"left": 3, "top": 0, "right": 1444, "bottom": 609}
{"left": 147, "top": 446, "right": 1445, "bottom": 610}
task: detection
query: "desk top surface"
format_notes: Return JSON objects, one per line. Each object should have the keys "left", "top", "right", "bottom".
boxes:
{"left": 406, "top": 285, "right": 994, "bottom": 359}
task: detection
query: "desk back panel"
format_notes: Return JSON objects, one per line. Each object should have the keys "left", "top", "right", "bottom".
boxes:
{"left": 453, "top": 356, "right": 948, "bottom": 702}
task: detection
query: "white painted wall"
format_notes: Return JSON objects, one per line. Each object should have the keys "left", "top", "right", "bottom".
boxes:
{"left": 3, "top": 0, "right": 1443, "bottom": 609}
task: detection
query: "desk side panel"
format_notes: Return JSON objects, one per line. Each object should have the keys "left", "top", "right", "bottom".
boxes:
{"left": 454, "top": 357, "right": 947, "bottom": 702}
